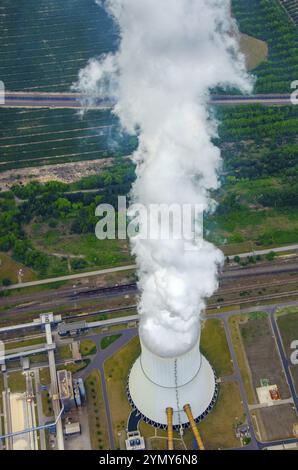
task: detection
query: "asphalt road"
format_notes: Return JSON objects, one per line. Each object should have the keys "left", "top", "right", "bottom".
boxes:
{"left": 0, "top": 92, "right": 293, "bottom": 108}
{"left": 75, "top": 299, "right": 298, "bottom": 450}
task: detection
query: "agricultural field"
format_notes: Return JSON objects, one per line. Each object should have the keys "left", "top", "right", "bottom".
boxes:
{"left": 0, "top": 0, "right": 116, "bottom": 92}
{"left": 232, "top": 0, "right": 298, "bottom": 92}
{"left": 280, "top": 0, "right": 298, "bottom": 25}
{"left": 0, "top": 108, "right": 135, "bottom": 171}
{"left": 206, "top": 104, "right": 298, "bottom": 247}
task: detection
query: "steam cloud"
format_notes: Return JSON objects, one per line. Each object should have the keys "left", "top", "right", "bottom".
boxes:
{"left": 74, "top": 0, "right": 252, "bottom": 357}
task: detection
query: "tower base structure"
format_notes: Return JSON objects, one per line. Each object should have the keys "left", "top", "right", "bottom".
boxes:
{"left": 127, "top": 338, "right": 218, "bottom": 429}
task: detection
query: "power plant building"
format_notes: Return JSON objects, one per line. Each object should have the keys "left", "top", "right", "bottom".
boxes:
{"left": 127, "top": 336, "right": 218, "bottom": 429}
{"left": 57, "top": 370, "right": 75, "bottom": 412}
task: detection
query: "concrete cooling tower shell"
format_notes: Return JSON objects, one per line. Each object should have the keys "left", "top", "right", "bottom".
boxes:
{"left": 127, "top": 338, "right": 218, "bottom": 429}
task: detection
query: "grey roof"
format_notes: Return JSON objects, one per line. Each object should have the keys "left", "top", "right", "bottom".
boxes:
{"left": 58, "top": 321, "right": 86, "bottom": 334}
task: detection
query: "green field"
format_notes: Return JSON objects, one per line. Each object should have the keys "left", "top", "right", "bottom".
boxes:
{"left": 79, "top": 339, "right": 97, "bottom": 357}
{"left": 0, "top": 108, "right": 135, "bottom": 171}
{"left": 7, "top": 371, "right": 26, "bottom": 393}
{"left": 200, "top": 319, "right": 233, "bottom": 377}
{"left": 205, "top": 104, "right": 298, "bottom": 247}
{"left": 0, "top": 0, "right": 116, "bottom": 92}
{"left": 104, "top": 336, "right": 140, "bottom": 448}
{"left": 233, "top": 0, "right": 298, "bottom": 92}
{"left": 199, "top": 382, "right": 244, "bottom": 450}
{"left": 85, "top": 369, "right": 110, "bottom": 450}
{"left": 100, "top": 334, "right": 121, "bottom": 350}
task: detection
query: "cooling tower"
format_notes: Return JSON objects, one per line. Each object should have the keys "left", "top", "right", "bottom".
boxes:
{"left": 127, "top": 333, "right": 218, "bottom": 429}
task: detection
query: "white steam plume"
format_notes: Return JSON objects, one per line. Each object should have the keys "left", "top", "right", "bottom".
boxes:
{"left": 74, "top": 0, "right": 252, "bottom": 357}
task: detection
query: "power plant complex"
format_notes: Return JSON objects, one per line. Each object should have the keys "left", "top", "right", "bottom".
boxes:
{"left": 127, "top": 328, "right": 218, "bottom": 448}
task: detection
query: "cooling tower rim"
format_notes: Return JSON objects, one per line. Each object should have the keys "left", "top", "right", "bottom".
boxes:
{"left": 126, "top": 362, "right": 219, "bottom": 430}
{"left": 139, "top": 331, "right": 200, "bottom": 359}
{"left": 139, "top": 350, "right": 203, "bottom": 389}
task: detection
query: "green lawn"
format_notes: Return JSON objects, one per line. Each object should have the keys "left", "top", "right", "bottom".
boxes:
{"left": 56, "top": 344, "right": 72, "bottom": 360}
{"left": 33, "top": 230, "right": 132, "bottom": 273}
{"left": 5, "top": 337, "right": 45, "bottom": 351}
{"left": 7, "top": 371, "right": 26, "bottom": 393}
{"left": 85, "top": 369, "right": 110, "bottom": 450}
{"left": 199, "top": 382, "right": 244, "bottom": 450}
{"left": 104, "top": 336, "right": 140, "bottom": 448}
{"left": 100, "top": 334, "right": 122, "bottom": 350}
{"left": 41, "top": 391, "right": 54, "bottom": 418}
{"left": 200, "top": 319, "right": 233, "bottom": 377}
{"left": 56, "top": 360, "right": 90, "bottom": 374}
{"left": 79, "top": 339, "right": 97, "bottom": 357}
{"left": 39, "top": 368, "right": 51, "bottom": 386}
{"left": 0, "top": 252, "right": 36, "bottom": 285}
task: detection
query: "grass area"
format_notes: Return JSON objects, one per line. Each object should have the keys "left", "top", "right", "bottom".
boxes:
{"left": 56, "top": 359, "right": 90, "bottom": 374}
{"left": 39, "top": 367, "right": 51, "bottom": 386}
{"left": 228, "top": 315, "right": 255, "bottom": 404}
{"left": 139, "top": 420, "right": 190, "bottom": 450}
{"left": 7, "top": 371, "right": 26, "bottom": 393}
{"left": 5, "top": 336, "right": 45, "bottom": 350}
{"left": 79, "top": 339, "right": 97, "bottom": 356}
{"left": 104, "top": 335, "right": 140, "bottom": 448}
{"left": 0, "top": 252, "right": 36, "bottom": 285}
{"left": 200, "top": 319, "right": 233, "bottom": 377}
{"left": 85, "top": 369, "right": 110, "bottom": 450}
{"left": 0, "top": 374, "right": 4, "bottom": 414}
{"left": 34, "top": 231, "right": 132, "bottom": 273}
{"left": 100, "top": 334, "right": 122, "bottom": 350}
{"left": 240, "top": 314, "right": 290, "bottom": 399}
{"left": 0, "top": 108, "right": 133, "bottom": 172}
{"left": 0, "top": 0, "right": 116, "bottom": 92}
{"left": 30, "top": 352, "right": 48, "bottom": 364}
{"left": 240, "top": 33, "right": 268, "bottom": 70}
{"left": 56, "top": 344, "right": 72, "bottom": 360}
{"left": 199, "top": 382, "right": 244, "bottom": 449}
{"left": 41, "top": 390, "right": 53, "bottom": 418}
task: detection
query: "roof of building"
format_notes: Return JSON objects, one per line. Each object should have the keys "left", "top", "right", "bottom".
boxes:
{"left": 57, "top": 370, "right": 74, "bottom": 400}
{"left": 125, "top": 431, "right": 145, "bottom": 450}
{"left": 58, "top": 321, "right": 86, "bottom": 335}
{"left": 128, "top": 353, "right": 217, "bottom": 427}
{"left": 65, "top": 422, "right": 81, "bottom": 435}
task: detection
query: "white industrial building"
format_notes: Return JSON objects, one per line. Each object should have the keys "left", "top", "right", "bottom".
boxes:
{"left": 127, "top": 336, "right": 218, "bottom": 429}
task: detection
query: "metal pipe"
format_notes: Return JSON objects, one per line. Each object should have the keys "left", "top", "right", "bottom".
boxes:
{"left": 183, "top": 404, "right": 205, "bottom": 450}
{"left": 166, "top": 407, "right": 174, "bottom": 450}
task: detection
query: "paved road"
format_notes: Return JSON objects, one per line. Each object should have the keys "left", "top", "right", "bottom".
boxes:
{"left": 78, "top": 328, "right": 138, "bottom": 450}
{"left": 270, "top": 314, "right": 298, "bottom": 413}
{"left": 221, "top": 317, "right": 259, "bottom": 449}
{"left": 0, "top": 92, "right": 293, "bottom": 109}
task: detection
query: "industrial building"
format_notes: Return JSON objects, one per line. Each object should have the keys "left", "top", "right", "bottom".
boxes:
{"left": 57, "top": 370, "right": 75, "bottom": 412}
{"left": 58, "top": 321, "right": 87, "bottom": 337}
{"left": 125, "top": 431, "right": 145, "bottom": 450}
{"left": 127, "top": 336, "right": 218, "bottom": 432}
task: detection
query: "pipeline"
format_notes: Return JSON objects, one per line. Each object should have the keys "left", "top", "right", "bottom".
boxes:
{"left": 166, "top": 407, "right": 174, "bottom": 450}
{"left": 183, "top": 404, "right": 205, "bottom": 450}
